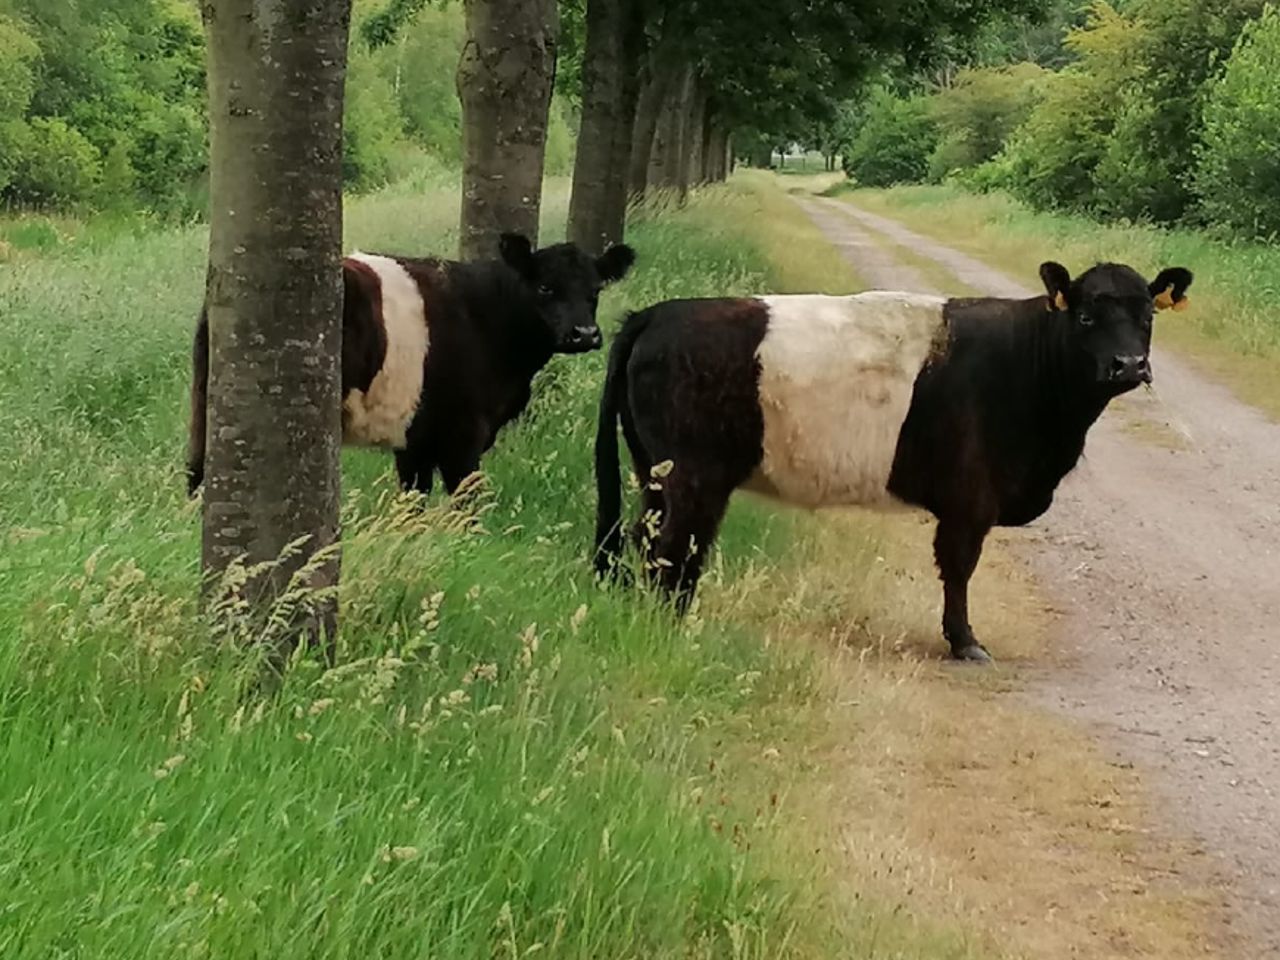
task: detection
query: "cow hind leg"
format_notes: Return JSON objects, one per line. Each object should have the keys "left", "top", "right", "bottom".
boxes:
{"left": 650, "top": 467, "right": 735, "bottom": 616}
{"left": 933, "top": 517, "right": 994, "bottom": 663}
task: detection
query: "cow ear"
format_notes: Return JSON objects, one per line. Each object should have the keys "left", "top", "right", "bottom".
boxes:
{"left": 1040, "top": 261, "right": 1072, "bottom": 312}
{"left": 597, "top": 243, "right": 636, "bottom": 285}
{"left": 1150, "top": 267, "right": 1193, "bottom": 312}
{"left": 499, "top": 233, "right": 535, "bottom": 279}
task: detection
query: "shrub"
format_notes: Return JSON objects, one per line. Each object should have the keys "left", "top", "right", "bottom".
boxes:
{"left": 1195, "top": 5, "right": 1280, "bottom": 238}
{"left": 841, "top": 88, "right": 937, "bottom": 188}
{"left": 8, "top": 118, "right": 103, "bottom": 207}
{"left": 1001, "top": 2, "right": 1147, "bottom": 213}
{"left": 344, "top": 51, "right": 409, "bottom": 192}
{"left": 927, "top": 63, "right": 1047, "bottom": 182}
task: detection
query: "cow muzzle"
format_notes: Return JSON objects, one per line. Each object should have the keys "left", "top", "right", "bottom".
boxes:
{"left": 560, "top": 325, "right": 603, "bottom": 353}
{"left": 1107, "top": 354, "right": 1152, "bottom": 385}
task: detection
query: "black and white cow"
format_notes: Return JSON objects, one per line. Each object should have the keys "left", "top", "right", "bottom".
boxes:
{"left": 188, "top": 233, "right": 635, "bottom": 496}
{"left": 593, "top": 261, "right": 1192, "bottom": 662}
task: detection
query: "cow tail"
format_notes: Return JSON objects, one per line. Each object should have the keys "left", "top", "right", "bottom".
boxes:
{"left": 593, "top": 309, "right": 650, "bottom": 579}
{"left": 186, "top": 307, "right": 209, "bottom": 497}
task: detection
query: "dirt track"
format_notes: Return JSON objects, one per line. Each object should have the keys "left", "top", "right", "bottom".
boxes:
{"left": 795, "top": 194, "right": 1280, "bottom": 955}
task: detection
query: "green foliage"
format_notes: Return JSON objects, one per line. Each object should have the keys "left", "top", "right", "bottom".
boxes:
{"left": 0, "top": 0, "right": 206, "bottom": 215}
{"left": 343, "top": 49, "right": 407, "bottom": 192}
{"left": 1196, "top": 5, "right": 1280, "bottom": 239}
{"left": 841, "top": 88, "right": 938, "bottom": 188}
{"left": 7, "top": 116, "right": 103, "bottom": 206}
{"left": 928, "top": 62, "right": 1046, "bottom": 181}
{"left": 384, "top": 4, "right": 465, "bottom": 160}
{"left": 1000, "top": 2, "right": 1147, "bottom": 213}
{"left": 837, "top": 0, "right": 1278, "bottom": 237}
{"left": 1095, "top": 0, "right": 1269, "bottom": 222}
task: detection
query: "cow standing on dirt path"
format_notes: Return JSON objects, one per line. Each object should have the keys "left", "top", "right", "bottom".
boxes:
{"left": 188, "top": 233, "right": 635, "bottom": 497}
{"left": 593, "top": 261, "right": 1192, "bottom": 662}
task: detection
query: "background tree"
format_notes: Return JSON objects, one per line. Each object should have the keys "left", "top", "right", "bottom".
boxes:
{"left": 200, "top": 0, "right": 351, "bottom": 656}
{"left": 1195, "top": 5, "right": 1280, "bottom": 239}
{"left": 457, "top": 0, "right": 558, "bottom": 259}
{"left": 566, "top": 0, "right": 641, "bottom": 253}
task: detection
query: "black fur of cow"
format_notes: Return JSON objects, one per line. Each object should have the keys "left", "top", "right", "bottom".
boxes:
{"left": 593, "top": 261, "right": 1192, "bottom": 662}
{"left": 188, "top": 233, "right": 635, "bottom": 497}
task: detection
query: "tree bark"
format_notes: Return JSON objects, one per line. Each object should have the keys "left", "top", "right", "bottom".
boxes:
{"left": 200, "top": 0, "right": 350, "bottom": 658}
{"left": 648, "top": 64, "right": 691, "bottom": 192}
{"left": 600, "top": 1, "right": 644, "bottom": 245}
{"left": 568, "top": 0, "right": 639, "bottom": 255}
{"left": 457, "top": 0, "right": 558, "bottom": 261}
{"left": 628, "top": 27, "right": 682, "bottom": 196}
{"left": 707, "top": 125, "right": 730, "bottom": 182}
{"left": 697, "top": 104, "right": 715, "bottom": 184}
{"left": 683, "top": 82, "right": 707, "bottom": 194}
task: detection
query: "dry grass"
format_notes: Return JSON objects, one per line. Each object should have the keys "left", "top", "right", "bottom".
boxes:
{"left": 714, "top": 507, "right": 1233, "bottom": 959}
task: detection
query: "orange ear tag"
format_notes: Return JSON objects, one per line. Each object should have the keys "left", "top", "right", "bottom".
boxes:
{"left": 1154, "top": 287, "right": 1176, "bottom": 311}
{"left": 1053, "top": 291, "right": 1068, "bottom": 311}
{"left": 1172, "top": 295, "right": 1190, "bottom": 312}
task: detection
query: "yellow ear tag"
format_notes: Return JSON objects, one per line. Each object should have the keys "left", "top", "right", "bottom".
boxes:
{"left": 1053, "top": 291, "right": 1068, "bottom": 311}
{"left": 1154, "top": 287, "right": 1176, "bottom": 311}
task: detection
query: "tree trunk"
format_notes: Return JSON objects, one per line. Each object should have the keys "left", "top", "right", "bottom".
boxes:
{"left": 697, "top": 105, "right": 715, "bottom": 184}
{"left": 568, "top": 0, "right": 639, "bottom": 255}
{"left": 628, "top": 28, "right": 681, "bottom": 196}
{"left": 200, "top": 0, "right": 350, "bottom": 659}
{"left": 457, "top": 0, "right": 558, "bottom": 261}
{"left": 683, "top": 82, "right": 707, "bottom": 194}
{"left": 628, "top": 73, "right": 668, "bottom": 195}
{"left": 601, "top": 0, "right": 644, "bottom": 244}
{"left": 648, "top": 64, "right": 692, "bottom": 192}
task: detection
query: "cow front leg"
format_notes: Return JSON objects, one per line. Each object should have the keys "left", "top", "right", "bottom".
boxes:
{"left": 395, "top": 447, "right": 435, "bottom": 495}
{"left": 437, "top": 425, "right": 486, "bottom": 496}
{"left": 933, "top": 517, "right": 993, "bottom": 663}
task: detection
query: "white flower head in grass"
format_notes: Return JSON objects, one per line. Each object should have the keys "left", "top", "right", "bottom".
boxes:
{"left": 517, "top": 623, "right": 539, "bottom": 670}
{"left": 381, "top": 845, "right": 419, "bottom": 863}
{"left": 153, "top": 754, "right": 186, "bottom": 779}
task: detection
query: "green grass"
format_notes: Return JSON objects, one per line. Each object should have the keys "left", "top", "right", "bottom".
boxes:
{"left": 836, "top": 183, "right": 1280, "bottom": 418}
{"left": 0, "top": 170, "right": 998, "bottom": 959}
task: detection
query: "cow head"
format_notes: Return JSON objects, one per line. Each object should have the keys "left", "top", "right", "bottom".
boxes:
{"left": 499, "top": 234, "right": 636, "bottom": 354}
{"left": 1040, "top": 261, "right": 1192, "bottom": 394}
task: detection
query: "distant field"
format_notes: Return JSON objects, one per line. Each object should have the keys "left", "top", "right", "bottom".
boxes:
{"left": 0, "top": 170, "right": 1225, "bottom": 959}
{"left": 833, "top": 183, "right": 1280, "bottom": 420}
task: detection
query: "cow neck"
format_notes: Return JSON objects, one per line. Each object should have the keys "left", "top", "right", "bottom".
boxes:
{"left": 453, "top": 260, "right": 557, "bottom": 375}
{"left": 1023, "top": 303, "right": 1111, "bottom": 443}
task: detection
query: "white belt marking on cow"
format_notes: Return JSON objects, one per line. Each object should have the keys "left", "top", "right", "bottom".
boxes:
{"left": 747, "top": 291, "right": 948, "bottom": 508}
{"left": 343, "top": 252, "right": 429, "bottom": 448}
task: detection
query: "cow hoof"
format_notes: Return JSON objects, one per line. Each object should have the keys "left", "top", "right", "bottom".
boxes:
{"left": 950, "top": 644, "right": 993, "bottom": 664}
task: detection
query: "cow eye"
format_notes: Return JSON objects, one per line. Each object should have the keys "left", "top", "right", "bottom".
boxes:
{"left": 1079, "top": 313, "right": 1095, "bottom": 327}
{"left": 538, "top": 284, "right": 555, "bottom": 298}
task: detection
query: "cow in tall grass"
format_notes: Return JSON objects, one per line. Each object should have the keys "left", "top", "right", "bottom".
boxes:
{"left": 188, "top": 234, "right": 635, "bottom": 496}
{"left": 593, "top": 261, "right": 1192, "bottom": 662}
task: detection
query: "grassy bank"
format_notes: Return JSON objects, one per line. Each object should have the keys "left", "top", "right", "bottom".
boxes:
{"left": 834, "top": 183, "right": 1280, "bottom": 419}
{"left": 0, "top": 170, "right": 1231, "bottom": 959}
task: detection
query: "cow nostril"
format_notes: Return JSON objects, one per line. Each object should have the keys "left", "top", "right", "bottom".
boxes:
{"left": 1109, "top": 355, "right": 1150, "bottom": 381}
